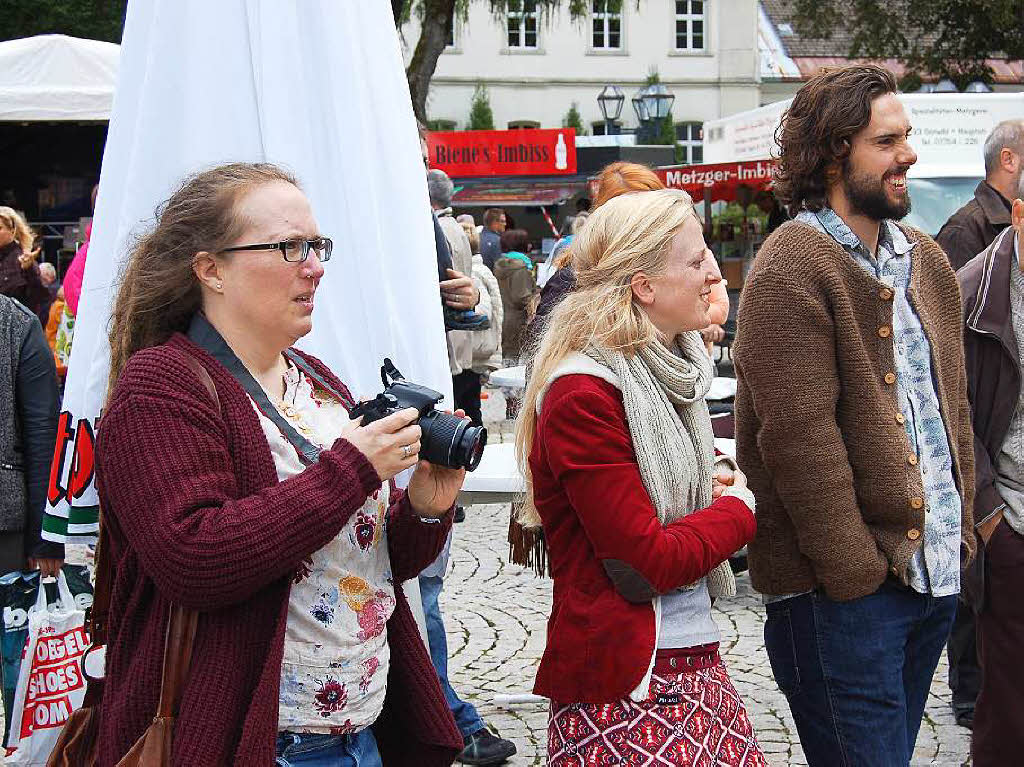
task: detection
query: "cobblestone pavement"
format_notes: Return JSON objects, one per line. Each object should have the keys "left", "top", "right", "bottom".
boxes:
{"left": 437, "top": 391, "right": 974, "bottom": 766}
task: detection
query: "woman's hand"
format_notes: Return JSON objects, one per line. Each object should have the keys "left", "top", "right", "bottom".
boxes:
{"left": 407, "top": 407, "right": 470, "bottom": 517}
{"left": 700, "top": 323, "right": 725, "bottom": 344}
{"left": 441, "top": 268, "right": 480, "bottom": 310}
{"left": 340, "top": 407, "right": 421, "bottom": 481}
{"left": 712, "top": 466, "right": 748, "bottom": 499}
{"left": 18, "top": 249, "right": 39, "bottom": 270}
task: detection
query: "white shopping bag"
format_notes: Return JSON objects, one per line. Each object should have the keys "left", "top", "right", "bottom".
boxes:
{"left": 6, "top": 572, "right": 89, "bottom": 766}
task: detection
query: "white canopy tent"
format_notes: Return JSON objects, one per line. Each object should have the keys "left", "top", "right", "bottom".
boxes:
{"left": 0, "top": 34, "right": 119, "bottom": 121}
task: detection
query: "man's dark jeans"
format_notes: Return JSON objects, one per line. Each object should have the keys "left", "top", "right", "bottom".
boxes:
{"left": 764, "top": 581, "right": 957, "bottom": 767}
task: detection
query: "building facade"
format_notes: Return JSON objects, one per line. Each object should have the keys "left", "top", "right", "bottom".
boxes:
{"left": 402, "top": 0, "right": 761, "bottom": 164}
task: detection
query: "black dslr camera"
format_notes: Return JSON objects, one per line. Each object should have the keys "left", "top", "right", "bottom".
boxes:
{"left": 350, "top": 359, "right": 487, "bottom": 471}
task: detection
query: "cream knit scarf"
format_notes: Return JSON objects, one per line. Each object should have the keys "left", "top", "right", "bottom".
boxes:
{"left": 585, "top": 331, "right": 736, "bottom": 598}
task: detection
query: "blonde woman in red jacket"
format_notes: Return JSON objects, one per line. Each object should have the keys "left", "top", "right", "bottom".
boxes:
{"left": 516, "top": 189, "right": 765, "bottom": 766}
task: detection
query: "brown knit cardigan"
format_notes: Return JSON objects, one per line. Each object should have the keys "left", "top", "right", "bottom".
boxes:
{"left": 734, "top": 220, "right": 976, "bottom": 602}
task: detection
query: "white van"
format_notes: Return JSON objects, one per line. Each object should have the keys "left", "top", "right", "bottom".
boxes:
{"left": 703, "top": 93, "right": 1024, "bottom": 235}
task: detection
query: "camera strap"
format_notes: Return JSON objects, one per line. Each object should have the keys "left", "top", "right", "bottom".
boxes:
{"left": 187, "top": 313, "right": 321, "bottom": 466}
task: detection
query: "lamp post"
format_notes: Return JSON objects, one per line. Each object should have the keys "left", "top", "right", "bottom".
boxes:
{"left": 632, "top": 86, "right": 651, "bottom": 142}
{"left": 597, "top": 84, "right": 625, "bottom": 135}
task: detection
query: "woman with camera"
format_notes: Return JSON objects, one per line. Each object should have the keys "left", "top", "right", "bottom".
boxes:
{"left": 516, "top": 189, "right": 765, "bottom": 765}
{"left": 93, "top": 163, "right": 465, "bottom": 766}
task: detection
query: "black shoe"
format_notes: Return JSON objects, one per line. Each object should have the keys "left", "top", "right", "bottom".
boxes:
{"left": 453, "top": 505, "right": 466, "bottom": 523}
{"left": 445, "top": 306, "right": 490, "bottom": 331}
{"left": 457, "top": 726, "right": 517, "bottom": 765}
{"left": 954, "top": 708, "right": 974, "bottom": 730}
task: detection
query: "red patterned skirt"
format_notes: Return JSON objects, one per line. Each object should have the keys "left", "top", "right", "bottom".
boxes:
{"left": 547, "top": 647, "right": 767, "bottom": 766}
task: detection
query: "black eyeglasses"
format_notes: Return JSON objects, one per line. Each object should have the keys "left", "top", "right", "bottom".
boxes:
{"left": 221, "top": 236, "right": 333, "bottom": 263}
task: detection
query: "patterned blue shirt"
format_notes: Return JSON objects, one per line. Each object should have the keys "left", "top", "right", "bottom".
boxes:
{"left": 797, "top": 208, "right": 962, "bottom": 597}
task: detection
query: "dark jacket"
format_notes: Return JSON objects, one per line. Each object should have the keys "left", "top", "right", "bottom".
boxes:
{"left": 479, "top": 228, "right": 501, "bottom": 271}
{"left": 936, "top": 181, "right": 1013, "bottom": 271}
{"left": 0, "top": 295, "right": 62, "bottom": 566}
{"left": 0, "top": 241, "right": 46, "bottom": 315}
{"left": 94, "top": 335, "right": 460, "bottom": 766}
{"left": 958, "top": 227, "right": 1020, "bottom": 523}
{"left": 735, "top": 221, "right": 975, "bottom": 601}
{"left": 523, "top": 265, "right": 575, "bottom": 355}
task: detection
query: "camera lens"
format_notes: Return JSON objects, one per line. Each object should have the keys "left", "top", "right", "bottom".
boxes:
{"left": 419, "top": 412, "right": 487, "bottom": 471}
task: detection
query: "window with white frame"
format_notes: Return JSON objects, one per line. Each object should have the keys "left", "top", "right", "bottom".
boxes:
{"left": 592, "top": 121, "right": 622, "bottom": 136}
{"left": 591, "top": 0, "right": 622, "bottom": 49}
{"left": 675, "top": 122, "right": 703, "bottom": 164}
{"left": 674, "top": 0, "right": 706, "bottom": 51}
{"left": 507, "top": 0, "right": 539, "bottom": 48}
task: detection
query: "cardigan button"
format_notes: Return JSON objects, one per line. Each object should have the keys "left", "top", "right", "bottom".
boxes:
{"left": 895, "top": 413, "right": 906, "bottom": 424}
{"left": 907, "top": 455, "right": 918, "bottom": 467}
{"left": 884, "top": 373, "right": 897, "bottom": 385}
{"left": 907, "top": 528, "right": 921, "bottom": 541}
{"left": 910, "top": 497, "right": 924, "bottom": 509}
{"left": 878, "top": 325, "right": 892, "bottom": 338}
{"left": 879, "top": 287, "right": 894, "bottom": 300}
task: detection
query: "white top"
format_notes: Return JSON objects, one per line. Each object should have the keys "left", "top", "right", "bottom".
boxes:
{"left": 254, "top": 362, "right": 395, "bottom": 734}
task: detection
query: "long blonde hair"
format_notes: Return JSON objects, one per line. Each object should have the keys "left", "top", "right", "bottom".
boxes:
{"left": 0, "top": 206, "right": 36, "bottom": 252}
{"left": 514, "top": 188, "right": 697, "bottom": 526}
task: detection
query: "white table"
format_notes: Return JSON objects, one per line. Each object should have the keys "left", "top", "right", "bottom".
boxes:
{"left": 488, "top": 365, "right": 526, "bottom": 391}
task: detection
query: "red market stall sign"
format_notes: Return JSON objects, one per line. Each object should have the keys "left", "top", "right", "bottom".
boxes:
{"left": 655, "top": 160, "right": 774, "bottom": 202}
{"left": 428, "top": 128, "right": 576, "bottom": 177}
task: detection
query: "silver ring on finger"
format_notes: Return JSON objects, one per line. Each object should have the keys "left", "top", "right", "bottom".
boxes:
{"left": 401, "top": 444, "right": 412, "bottom": 459}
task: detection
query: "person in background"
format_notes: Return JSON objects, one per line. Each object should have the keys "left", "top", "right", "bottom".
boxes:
{"left": 456, "top": 214, "right": 478, "bottom": 246}
{"left": 937, "top": 120, "right": 1023, "bottom": 272}
{"left": 423, "top": 171, "right": 518, "bottom": 766}
{"left": 755, "top": 190, "right": 789, "bottom": 235}
{"left": 494, "top": 229, "right": 535, "bottom": 362}
{"left": 736, "top": 64, "right": 974, "bottom": 766}
{"left": 45, "top": 286, "right": 69, "bottom": 387}
{"left": 957, "top": 180, "right": 1024, "bottom": 765}
{"left": 936, "top": 120, "right": 1024, "bottom": 731}
{"left": 0, "top": 207, "right": 46, "bottom": 317}
{"left": 537, "top": 212, "right": 588, "bottom": 290}
{"left": 479, "top": 208, "right": 506, "bottom": 270}
{"left": 94, "top": 163, "right": 465, "bottom": 765}
{"left": 517, "top": 189, "right": 764, "bottom": 765}
{"left": 0, "top": 293, "right": 62, "bottom": 578}
{"left": 36, "top": 262, "right": 57, "bottom": 328}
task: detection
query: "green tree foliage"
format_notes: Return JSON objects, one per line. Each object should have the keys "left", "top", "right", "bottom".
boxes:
{"left": 1, "top": 0, "right": 128, "bottom": 43}
{"left": 788, "top": 0, "right": 1024, "bottom": 87}
{"left": 468, "top": 83, "right": 496, "bottom": 130}
{"left": 563, "top": 102, "right": 584, "bottom": 134}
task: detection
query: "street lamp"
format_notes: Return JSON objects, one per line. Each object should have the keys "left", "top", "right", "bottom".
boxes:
{"left": 641, "top": 82, "right": 675, "bottom": 121}
{"left": 597, "top": 84, "right": 625, "bottom": 135}
{"left": 632, "top": 87, "right": 650, "bottom": 124}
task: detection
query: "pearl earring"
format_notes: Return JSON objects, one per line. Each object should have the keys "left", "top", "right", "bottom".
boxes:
{"left": 215, "top": 282, "right": 223, "bottom": 291}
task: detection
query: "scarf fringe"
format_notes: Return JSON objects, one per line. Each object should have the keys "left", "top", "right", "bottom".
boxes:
{"left": 508, "top": 506, "right": 550, "bottom": 577}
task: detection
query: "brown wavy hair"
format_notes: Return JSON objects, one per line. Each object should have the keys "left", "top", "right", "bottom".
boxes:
{"left": 107, "top": 162, "right": 298, "bottom": 395}
{"left": 774, "top": 64, "right": 898, "bottom": 212}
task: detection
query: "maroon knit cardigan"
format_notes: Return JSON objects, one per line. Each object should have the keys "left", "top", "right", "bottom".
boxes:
{"left": 93, "top": 334, "right": 462, "bottom": 766}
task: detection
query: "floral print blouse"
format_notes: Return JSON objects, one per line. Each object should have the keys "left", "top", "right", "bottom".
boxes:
{"left": 252, "top": 361, "right": 396, "bottom": 734}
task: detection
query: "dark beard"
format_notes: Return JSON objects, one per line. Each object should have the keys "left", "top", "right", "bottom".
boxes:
{"left": 842, "top": 163, "right": 912, "bottom": 221}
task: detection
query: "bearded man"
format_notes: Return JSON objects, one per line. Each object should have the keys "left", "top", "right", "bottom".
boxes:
{"left": 734, "top": 64, "right": 976, "bottom": 767}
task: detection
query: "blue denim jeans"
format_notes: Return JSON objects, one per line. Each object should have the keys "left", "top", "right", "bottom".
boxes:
{"left": 275, "top": 729, "right": 381, "bottom": 767}
{"left": 764, "top": 581, "right": 957, "bottom": 767}
{"left": 419, "top": 573, "right": 485, "bottom": 738}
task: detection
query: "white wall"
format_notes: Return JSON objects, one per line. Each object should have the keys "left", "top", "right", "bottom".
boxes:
{"left": 401, "top": 0, "right": 760, "bottom": 133}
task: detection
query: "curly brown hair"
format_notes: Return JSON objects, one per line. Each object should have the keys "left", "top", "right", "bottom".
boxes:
{"left": 774, "top": 64, "right": 898, "bottom": 212}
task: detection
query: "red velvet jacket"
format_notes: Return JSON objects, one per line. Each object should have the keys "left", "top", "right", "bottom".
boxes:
{"left": 94, "top": 335, "right": 462, "bottom": 766}
{"left": 529, "top": 375, "right": 756, "bottom": 703}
